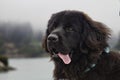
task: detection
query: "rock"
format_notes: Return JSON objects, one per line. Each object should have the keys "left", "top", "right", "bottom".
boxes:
{"left": 0, "top": 56, "right": 15, "bottom": 72}
{"left": 0, "top": 61, "right": 5, "bottom": 67}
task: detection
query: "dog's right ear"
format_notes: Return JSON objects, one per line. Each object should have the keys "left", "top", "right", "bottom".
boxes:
{"left": 79, "top": 12, "right": 110, "bottom": 53}
{"left": 42, "top": 29, "right": 49, "bottom": 52}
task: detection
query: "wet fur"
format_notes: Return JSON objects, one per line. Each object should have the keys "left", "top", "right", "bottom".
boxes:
{"left": 43, "top": 10, "right": 120, "bottom": 80}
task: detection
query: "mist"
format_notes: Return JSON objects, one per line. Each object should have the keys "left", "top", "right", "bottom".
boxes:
{"left": 0, "top": 0, "right": 120, "bottom": 35}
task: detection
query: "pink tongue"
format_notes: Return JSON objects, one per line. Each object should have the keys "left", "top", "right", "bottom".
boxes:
{"left": 58, "top": 53, "right": 71, "bottom": 64}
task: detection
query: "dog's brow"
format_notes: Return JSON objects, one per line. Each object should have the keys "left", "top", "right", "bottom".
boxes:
{"left": 52, "top": 27, "right": 62, "bottom": 33}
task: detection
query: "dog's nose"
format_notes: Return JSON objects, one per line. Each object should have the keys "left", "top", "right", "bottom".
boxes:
{"left": 47, "top": 34, "right": 59, "bottom": 42}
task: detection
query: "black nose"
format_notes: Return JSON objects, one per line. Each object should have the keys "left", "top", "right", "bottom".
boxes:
{"left": 47, "top": 34, "right": 59, "bottom": 42}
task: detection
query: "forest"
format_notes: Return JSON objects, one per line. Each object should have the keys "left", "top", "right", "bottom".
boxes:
{"left": 0, "top": 21, "right": 46, "bottom": 58}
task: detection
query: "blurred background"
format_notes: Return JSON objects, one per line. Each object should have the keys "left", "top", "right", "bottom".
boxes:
{"left": 0, "top": 0, "right": 120, "bottom": 80}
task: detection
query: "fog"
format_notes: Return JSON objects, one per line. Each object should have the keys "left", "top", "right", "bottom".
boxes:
{"left": 0, "top": 0, "right": 120, "bottom": 35}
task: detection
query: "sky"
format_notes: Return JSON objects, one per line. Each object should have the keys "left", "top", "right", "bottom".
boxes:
{"left": 0, "top": 0, "right": 120, "bottom": 35}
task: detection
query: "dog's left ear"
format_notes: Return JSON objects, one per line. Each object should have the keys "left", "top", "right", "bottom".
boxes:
{"left": 81, "top": 14, "right": 111, "bottom": 51}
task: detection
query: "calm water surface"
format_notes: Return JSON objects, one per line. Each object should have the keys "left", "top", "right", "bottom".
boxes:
{"left": 0, "top": 58, "right": 54, "bottom": 80}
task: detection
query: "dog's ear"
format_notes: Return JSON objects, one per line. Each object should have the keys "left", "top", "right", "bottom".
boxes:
{"left": 81, "top": 13, "right": 110, "bottom": 51}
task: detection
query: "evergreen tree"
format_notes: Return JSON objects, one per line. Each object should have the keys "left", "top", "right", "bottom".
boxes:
{"left": 0, "top": 35, "right": 5, "bottom": 54}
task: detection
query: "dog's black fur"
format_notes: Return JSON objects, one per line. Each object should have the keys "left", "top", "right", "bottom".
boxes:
{"left": 43, "top": 10, "right": 120, "bottom": 80}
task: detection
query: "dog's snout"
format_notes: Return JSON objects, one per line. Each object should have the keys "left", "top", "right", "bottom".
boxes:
{"left": 47, "top": 34, "right": 59, "bottom": 42}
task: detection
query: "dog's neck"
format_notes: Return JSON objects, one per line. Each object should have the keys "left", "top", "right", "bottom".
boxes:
{"left": 53, "top": 47, "right": 110, "bottom": 80}
{"left": 83, "top": 47, "right": 110, "bottom": 73}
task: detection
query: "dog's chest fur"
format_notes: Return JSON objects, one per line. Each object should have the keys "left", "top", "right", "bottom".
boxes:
{"left": 53, "top": 52, "right": 120, "bottom": 80}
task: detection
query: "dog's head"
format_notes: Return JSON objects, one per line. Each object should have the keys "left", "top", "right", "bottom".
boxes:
{"left": 43, "top": 10, "right": 110, "bottom": 64}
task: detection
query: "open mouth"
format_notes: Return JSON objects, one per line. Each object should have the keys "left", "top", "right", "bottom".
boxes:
{"left": 51, "top": 48, "right": 72, "bottom": 64}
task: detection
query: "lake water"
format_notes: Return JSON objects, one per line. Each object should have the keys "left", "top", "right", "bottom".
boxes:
{"left": 0, "top": 58, "right": 54, "bottom": 80}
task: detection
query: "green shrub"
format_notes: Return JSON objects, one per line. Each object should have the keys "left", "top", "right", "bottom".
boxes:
{"left": 19, "top": 42, "right": 45, "bottom": 57}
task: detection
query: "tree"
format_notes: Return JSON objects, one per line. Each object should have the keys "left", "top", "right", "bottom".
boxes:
{"left": 10, "top": 23, "right": 33, "bottom": 47}
{"left": 0, "top": 35, "right": 5, "bottom": 54}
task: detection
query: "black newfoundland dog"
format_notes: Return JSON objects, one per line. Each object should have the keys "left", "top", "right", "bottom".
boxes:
{"left": 43, "top": 10, "right": 120, "bottom": 80}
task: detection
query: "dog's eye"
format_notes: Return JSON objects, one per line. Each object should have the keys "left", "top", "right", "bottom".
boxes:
{"left": 65, "top": 27, "right": 74, "bottom": 32}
